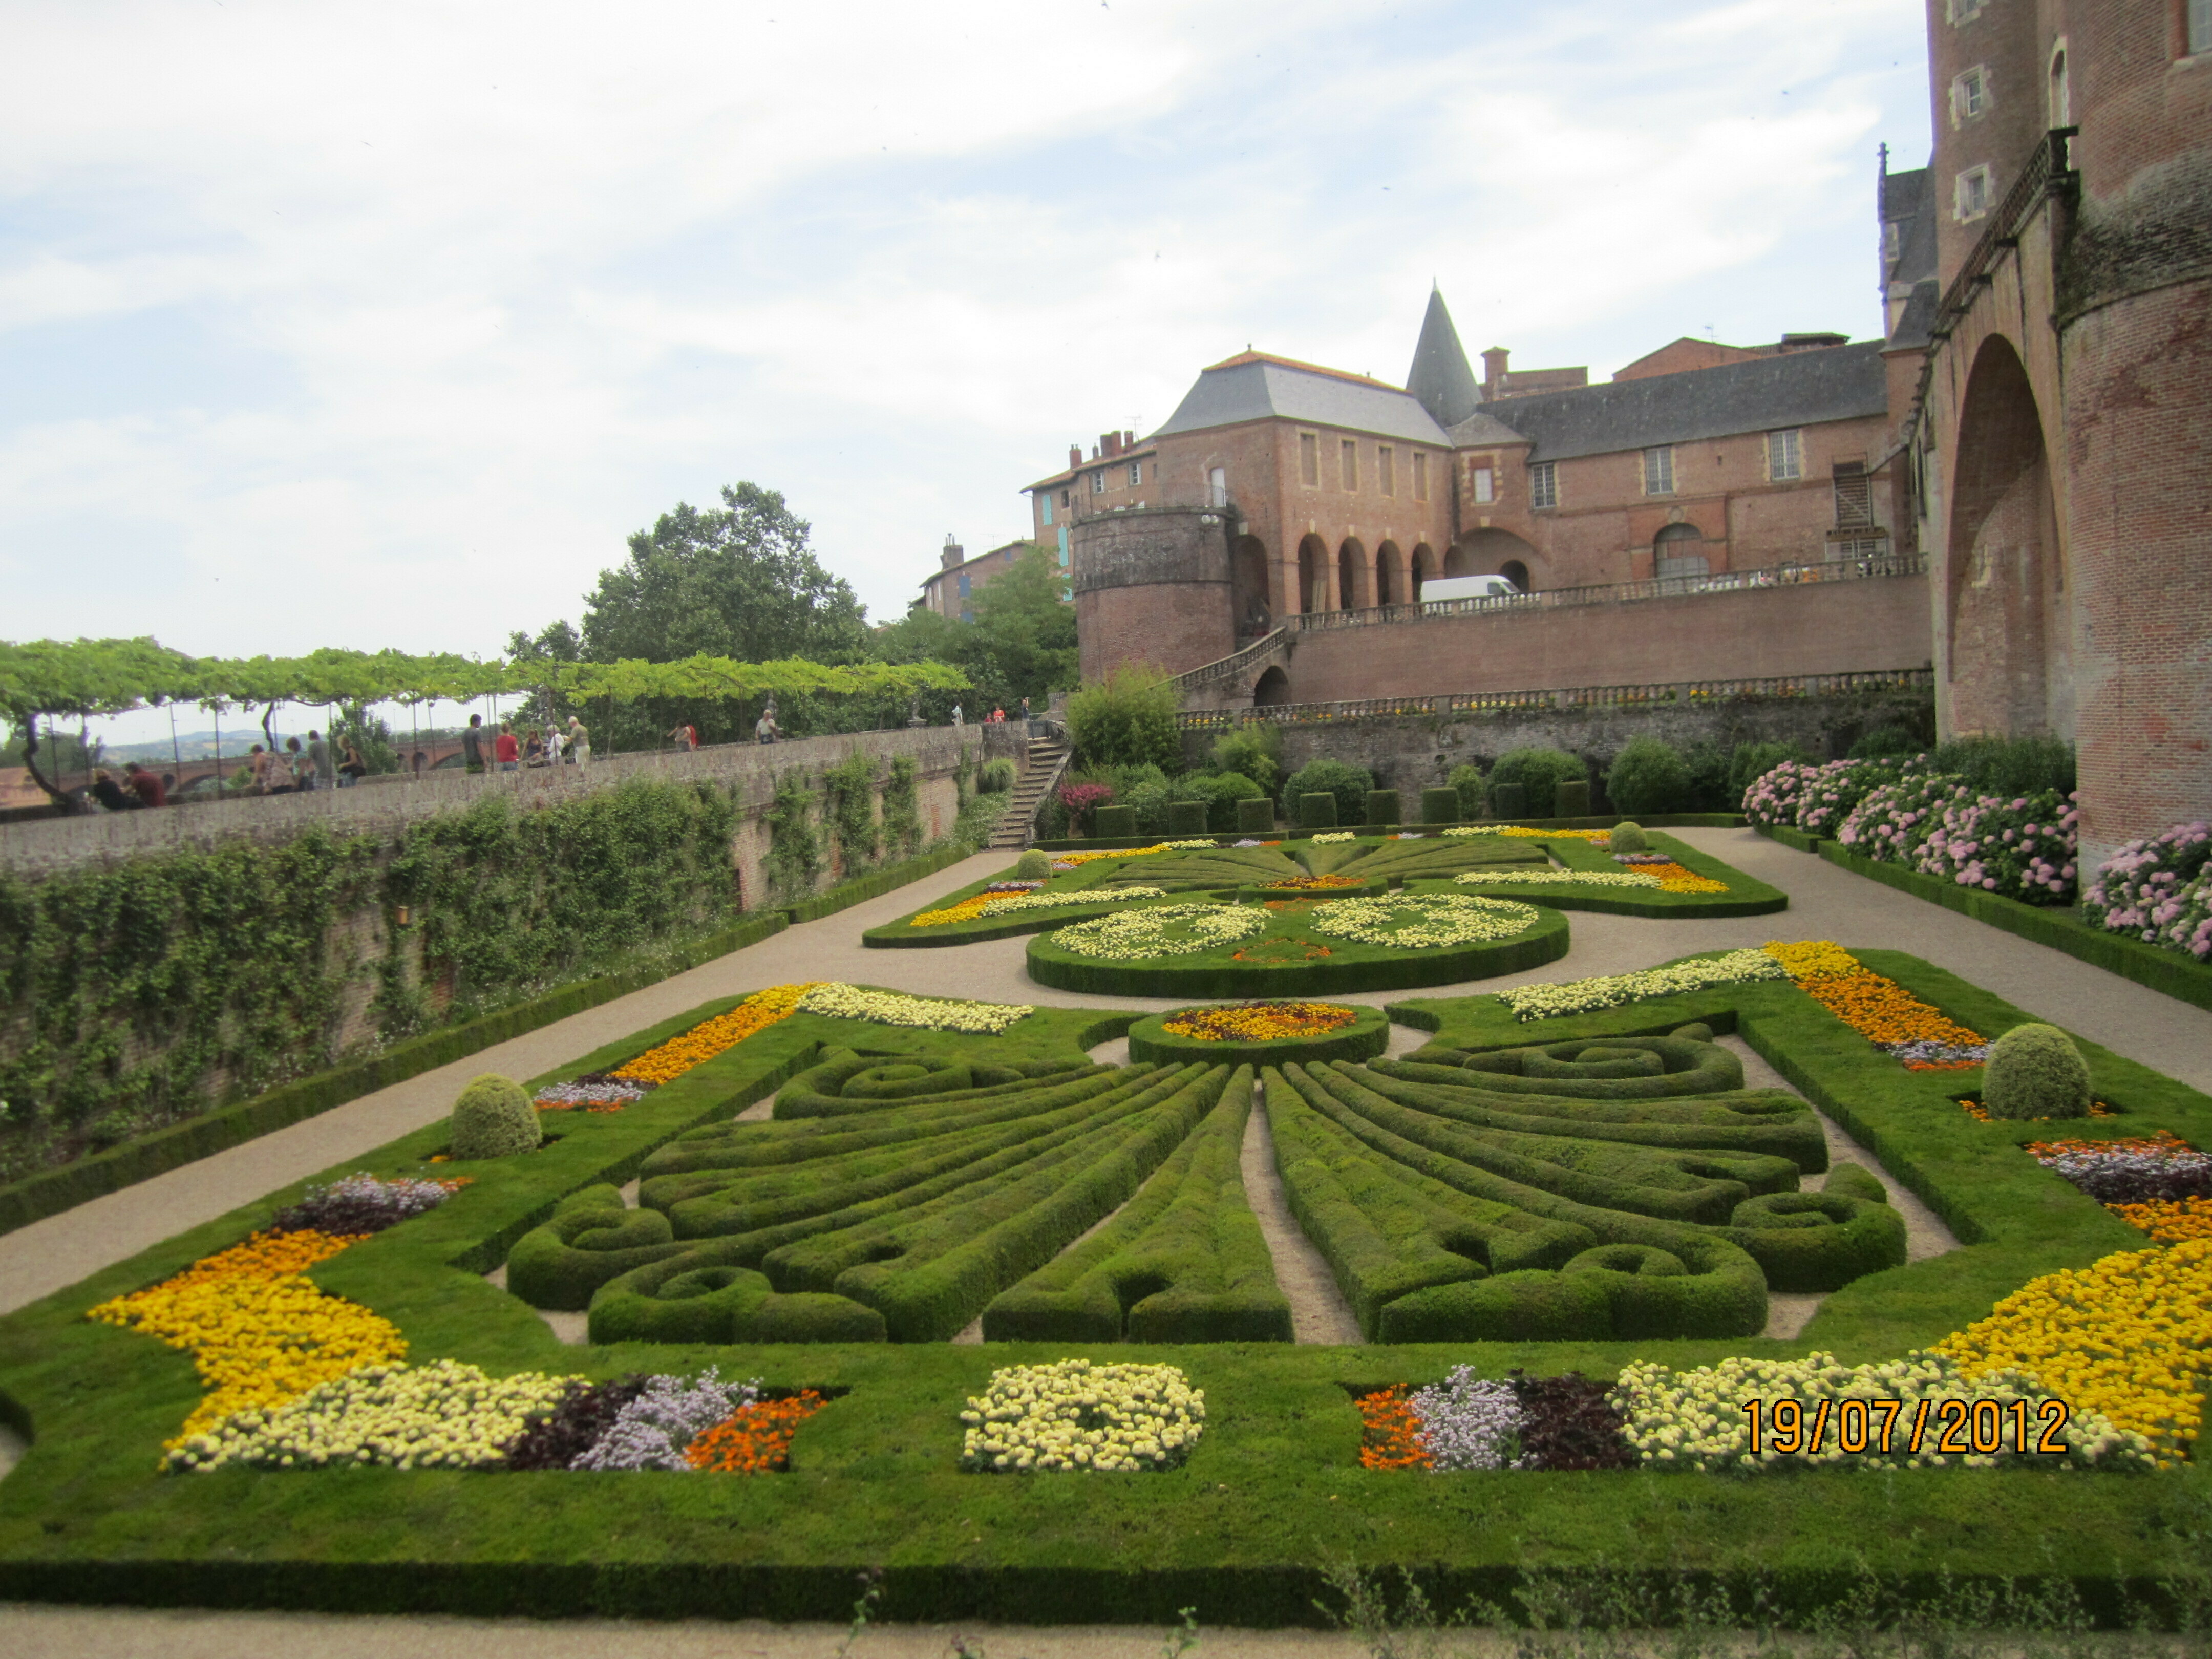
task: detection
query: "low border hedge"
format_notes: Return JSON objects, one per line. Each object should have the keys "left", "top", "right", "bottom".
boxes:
{"left": 1126, "top": 1004, "right": 1392, "bottom": 1069}
{"left": 1025, "top": 905, "right": 1572, "bottom": 998}
{"left": 1755, "top": 823, "right": 1826, "bottom": 855}
{"left": 1812, "top": 840, "right": 2212, "bottom": 1015}
{"left": 1440, "top": 831, "right": 1789, "bottom": 920}
{"left": 1028, "top": 815, "right": 1747, "bottom": 851}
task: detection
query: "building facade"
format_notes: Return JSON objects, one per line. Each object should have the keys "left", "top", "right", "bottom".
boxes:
{"left": 915, "top": 536, "right": 1058, "bottom": 622}
{"left": 1897, "top": 0, "right": 2212, "bottom": 867}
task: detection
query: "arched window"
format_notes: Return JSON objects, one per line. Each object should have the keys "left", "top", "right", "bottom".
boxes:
{"left": 2049, "top": 45, "right": 2070, "bottom": 125}
{"left": 1654, "top": 524, "right": 1710, "bottom": 579}
{"left": 1499, "top": 560, "right": 1530, "bottom": 593}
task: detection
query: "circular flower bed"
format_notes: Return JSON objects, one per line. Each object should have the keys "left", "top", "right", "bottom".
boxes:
{"left": 959, "top": 1358, "right": 1204, "bottom": 1473}
{"left": 1047, "top": 903, "right": 1269, "bottom": 960}
{"left": 1264, "top": 874, "right": 1367, "bottom": 891}
{"left": 1128, "top": 1001, "right": 1391, "bottom": 1068}
{"left": 1304, "top": 893, "right": 1541, "bottom": 949}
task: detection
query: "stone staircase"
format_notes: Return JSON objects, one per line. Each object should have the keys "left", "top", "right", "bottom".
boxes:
{"left": 988, "top": 735, "right": 1071, "bottom": 850}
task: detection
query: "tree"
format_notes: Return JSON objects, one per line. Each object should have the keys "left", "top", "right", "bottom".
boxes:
{"left": 1065, "top": 663, "right": 1182, "bottom": 771}
{"left": 870, "top": 547, "right": 1077, "bottom": 720}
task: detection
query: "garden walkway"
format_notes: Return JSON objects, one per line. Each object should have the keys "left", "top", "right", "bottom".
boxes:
{"left": 5, "top": 826, "right": 2210, "bottom": 1654}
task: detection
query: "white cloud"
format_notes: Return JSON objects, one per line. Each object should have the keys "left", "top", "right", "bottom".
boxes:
{"left": 0, "top": 0, "right": 1931, "bottom": 754}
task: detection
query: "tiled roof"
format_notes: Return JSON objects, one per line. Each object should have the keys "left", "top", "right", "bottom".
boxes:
{"left": 1151, "top": 356, "right": 1449, "bottom": 446}
{"left": 1475, "top": 341, "right": 1889, "bottom": 461}
{"left": 1404, "top": 289, "right": 1482, "bottom": 429}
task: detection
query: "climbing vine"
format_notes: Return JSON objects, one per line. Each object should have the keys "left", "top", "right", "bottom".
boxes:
{"left": 761, "top": 770, "right": 823, "bottom": 905}
{"left": 821, "top": 751, "right": 882, "bottom": 874}
{"left": 881, "top": 755, "right": 922, "bottom": 859}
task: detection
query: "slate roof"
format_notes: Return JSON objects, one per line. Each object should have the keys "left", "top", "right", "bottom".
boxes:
{"left": 1151, "top": 354, "right": 1450, "bottom": 446}
{"left": 1444, "top": 410, "right": 1529, "bottom": 448}
{"left": 1404, "top": 289, "right": 1482, "bottom": 430}
{"left": 1474, "top": 340, "right": 1889, "bottom": 461}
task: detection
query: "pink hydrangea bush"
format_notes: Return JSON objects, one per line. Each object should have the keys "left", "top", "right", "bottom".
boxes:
{"left": 2085, "top": 822, "right": 2212, "bottom": 959}
{"left": 1911, "top": 788, "right": 2079, "bottom": 903}
{"left": 1742, "top": 758, "right": 1910, "bottom": 837}
{"left": 1739, "top": 760, "right": 1824, "bottom": 828}
{"left": 1835, "top": 773, "right": 1964, "bottom": 866}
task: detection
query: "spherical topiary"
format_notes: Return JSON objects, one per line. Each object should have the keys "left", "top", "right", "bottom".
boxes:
{"left": 1609, "top": 821, "right": 1649, "bottom": 854}
{"left": 1014, "top": 849, "right": 1052, "bottom": 880}
{"left": 1982, "top": 1023, "right": 2092, "bottom": 1121}
{"left": 450, "top": 1073, "right": 541, "bottom": 1159}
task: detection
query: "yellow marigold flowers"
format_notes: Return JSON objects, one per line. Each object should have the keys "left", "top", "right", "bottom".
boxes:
{"left": 796, "top": 983, "right": 1034, "bottom": 1034}
{"left": 612, "top": 983, "right": 820, "bottom": 1084}
{"left": 908, "top": 887, "right": 1164, "bottom": 928}
{"left": 2110, "top": 1196, "right": 2212, "bottom": 1245}
{"left": 1760, "top": 939, "right": 1862, "bottom": 982}
{"left": 1645, "top": 862, "right": 1729, "bottom": 894}
{"left": 1934, "top": 1239, "right": 2212, "bottom": 1464}
{"left": 1160, "top": 1002, "right": 1357, "bottom": 1042}
{"left": 88, "top": 1229, "right": 406, "bottom": 1449}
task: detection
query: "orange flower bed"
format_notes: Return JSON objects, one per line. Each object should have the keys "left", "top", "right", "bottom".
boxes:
{"left": 1798, "top": 969, "right": 1985, "bottom": 1053}
{"left": 1354, "top": 1386, "right": 1431, "bottom": 1471}
{"left": 1265, "top": 875, "right": 1366, "bottom": 891}
{"left": 2023, "top": 1130, "right": 2193, "bottom": 1161}
{"left": 2109, "top": 1196, "right": 2212, "bottom": 1245}
{"left": 1161, "top": 1002, "right": 1358, "bottom": 1043}
{"left": 1231, "top": 937, "right": 1331, "bottom": 963}
{"left": 685, "top": 1390, "right": 828, "bottom": 1473}
{"left": 1958, "top": 1097, "right": 2117, "bottom": 1123}
{"left": 612, "top": 984, "right": 820, "bottom": 1086}
{"left": 1642, "top": 861, "right": 1729, "bottom": 895}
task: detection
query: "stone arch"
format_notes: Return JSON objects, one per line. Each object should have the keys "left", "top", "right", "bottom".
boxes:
{"left": 1375, "top": 541, "right": 1405, "bottom": 606}
{"left": 1654, "top": 523, "right": 1709, "bottom": 578}
{"left": 1946, "top": 333, "right": 2060, "bottom": 736}
{"left": 1232, "top": 534, "right": 1272, "bottom": 636}
{"left": 1499, "top": 559, "right": 1529, "bottom": 592}
{"left": 1297, "top": 534, "right": 1330, "bottom": 614}
{"left": 1452, "top": 526, "right": 1543, "bottom": 589}
{"left": 1337, "top": 537, "right": 1369, "bottom": 610}
{"left": 1252, "top": 666, "right": 1292, "bottom": 707}
{"left": 1410, "top": 542, "right": 1436, "bottom": 598}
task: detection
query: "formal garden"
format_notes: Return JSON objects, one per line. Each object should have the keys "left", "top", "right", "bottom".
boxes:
{"left": 3, "top": 772, "right": 2210, "bottom": 1635}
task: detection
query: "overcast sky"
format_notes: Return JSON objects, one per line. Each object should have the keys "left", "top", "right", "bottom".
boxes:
{"left": 3, "top": 0, "right": 1932, "bottom": 742}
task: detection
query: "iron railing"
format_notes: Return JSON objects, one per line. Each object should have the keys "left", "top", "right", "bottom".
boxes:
{"left": 1176, "top": 669, "right": 1935, "bottom": 730}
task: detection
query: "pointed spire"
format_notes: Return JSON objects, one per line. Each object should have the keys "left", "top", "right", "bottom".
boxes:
{"left": 1405, "top": 288, "right": 1480, "bottom": 429}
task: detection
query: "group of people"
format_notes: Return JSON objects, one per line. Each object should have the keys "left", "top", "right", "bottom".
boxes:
{"left": 89, "top": 727, "right": 373, "bottom": 811}
{"left": 87, "top": 761, "right": 177, "bottom": 811}
{"left": 459, "top": 714, "right": 592, "bottom": 773}
{"left": 950, "top": 697, "right": 1032, "bottom": 730}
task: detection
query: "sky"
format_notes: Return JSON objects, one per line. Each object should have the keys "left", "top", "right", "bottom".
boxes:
{"left": 1, "top": 0, "right": 1933, "bottom": 745}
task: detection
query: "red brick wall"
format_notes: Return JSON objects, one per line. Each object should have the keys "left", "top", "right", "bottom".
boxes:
{"left": 1231, "top": 574, "right": 1932, "bottom": 705}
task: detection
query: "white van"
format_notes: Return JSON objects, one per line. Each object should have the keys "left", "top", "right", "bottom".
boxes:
{"left": 1417, "top": 573, "right": 1522, "bottom": 605}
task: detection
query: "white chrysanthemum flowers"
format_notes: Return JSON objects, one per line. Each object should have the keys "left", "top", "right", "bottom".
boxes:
{"left": 959, "top": 1359, "right": 1204, "bottom": 1474}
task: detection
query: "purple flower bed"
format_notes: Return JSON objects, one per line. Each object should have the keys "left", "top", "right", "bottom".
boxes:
{"left": 1612, "top": 852, "right": 1673, "bottom": 866}
{"left": 982, "top": 880, "right": 1047, "bottom": 894}
{"left": 2084, "top": 822, "right": 2212, "bottom": 961}
{"left": 569, "top": 1368, "right": 760, "bottom": 1471}
{"left": 1880, "top": 1038, "right": 1991, "bottom": 1067}
{"left": 1408, "top": 1367, "right": 1523, "bottom": 1470}
{"left": 2029, "top": 1137, "right": 2212, "bottom": 1205}
{"left": 534, "top": 1072, "right": 655, "bottom": 1108}
{"left": 503, "top": 1376, "right": 649, "bottom": 1470}
{"left": 271, "top": 1173, "right": 460, "bottom": 1236}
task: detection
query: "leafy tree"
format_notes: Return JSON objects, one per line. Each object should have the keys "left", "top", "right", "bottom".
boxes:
{"left": 1489, "top": 746, "right": 1586, "bottom": 818}
{"left": 1604, "top": 737, "right": 1693, "bottom": 815}
{"left": 1282, "top": 757, "right": 1374, "bottom": 827}
{"left": 870, "top": 547, "right": 1076, "bottom": 720}
{"left": 1208, "top": 726, "right": 1281, "bottom": 796}
{"left": 1065, "top": 663, "right": 1182, "bottom": 772}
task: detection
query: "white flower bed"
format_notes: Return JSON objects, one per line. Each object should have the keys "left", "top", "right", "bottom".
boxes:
{"left": 1453, "top": 869, "right": 1661, "bottom": 889}
{"left": 976, "top": 886, "right": 1164, "bottom": 919}
{"left": 1048, "top": 903, "right": 1267, "bottom": 960}
{"left": 1305, "top": 894, "right": 1540, "bottom": 950}
{"left": 1308, "top": 831, "right": 1356, "bottom": 844}
{"left": 169, "top": 1360, "right": 578, "bottom": 1473}
{"left": 1609, "top": 1351, "right": 2152, "bottom": 1473}
{"left": 796, "top": 983, "right": 1034, "bottom": 1034}
{"left": 960, "top": 1359, "right": 1205, "bottom": 1473}
{"left": 1159, "top": 839, "right": 1221, "bottom": 850}
{"left": 1499, "top": 949, "right": 1787, "bottom": 1022}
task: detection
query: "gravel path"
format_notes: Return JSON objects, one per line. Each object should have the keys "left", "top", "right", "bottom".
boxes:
{"left": 1240, "top": 1082, "right": 1364, "bottom": 1345}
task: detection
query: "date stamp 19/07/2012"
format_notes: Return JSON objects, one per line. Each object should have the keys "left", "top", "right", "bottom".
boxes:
{"left": 1739, "top": 1398, "right": 2074, "bottom": 1458}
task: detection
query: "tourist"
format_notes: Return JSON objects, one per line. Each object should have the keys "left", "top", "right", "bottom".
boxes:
{"left": 567, "top": 716, "right": 591, "bottom": 767}
{"left": 338, "top": 739, "right": 367, "bottom": 786}
{"left": 543, "top": 724, "right": 564, "bottom": 767}
{"left": 248, "top": 743, "right": 274, "bottom": 793}
{"left": 124, "top": 762, "right": 166, "bottom": 807}
{"left": 495, "top": 720, "right": 520, "bottom": 772}
{"left": 306, "top": 729, "right": 335, "bottom": 792}
{"left": 89, "top": 769, "right": 138, "bottom": 811}
{"left": 951, "top": 703, "right": 964, "bottom": 728}
{"left": 754, "top": 708, "right": 779, "bottom": 745}
{"left": 666, "top": 720, "right": 698, "bottom": 751}
{"left": 522, "top": 728, "right": 546, "bottom": 768}
{"left": 1020, "top": 695, "right": 1032, "bottom": 730}
{"left": 284, "top": 737, "right": 309, "bottom": 791}
{"left": 411, "top": 749, "right": 427, "bottom": 776}
{"left": 461, "top": 714, "right": 487, "bottom": 774}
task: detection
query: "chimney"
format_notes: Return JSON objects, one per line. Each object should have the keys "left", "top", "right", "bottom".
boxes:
{"left": 1069, "top": 444, "right": 1082, "bottom": 469}
{"left": 940, "top": 535, "right": 964, "bottom": 572}
{"left": 1100, "top": 432, "right": 1121, "bottom": 458}
{"left": 1480, "top": 347, "right": 1511, "bottom": 397}
{"left": 1123, "top": 429, "right": 1134, "bottom": 449}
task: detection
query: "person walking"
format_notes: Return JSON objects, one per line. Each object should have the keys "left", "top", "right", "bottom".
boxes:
{"left": 950, "top": 703, "right": 964, "bottom": 729}
{"left": 306, "top": 729, "right": 335, "bottom": 792}
{"left": 123, "top": 762, "right": 166, "bottom": 807}
{"left": 754, "top": 708, "right": 779, "bottom": 745}
{"left": 1020, "top": 695, "right": 1032, "bottom": 732}
{"left": 461, "top": 714, "right": 488, "bottom": 774}
{"left": 495, "top": 720, "right": 520, "bottom": 773}
{"left": 666, "top": 720, "right": 698, "bottom": 752}
{"left": 248, "top": 743, "right": 274, "bottom": 793}
{"left": 284, "top": 736, "right": 309, "bottom": 792}
{"left": 543, "top": 724, "right": 564, "bottom": 767}
{"left": 339, "top": 739, "right": 367, "bottom": 786}
{"left": 567, "top": 716, "right": 591, "bottom": 768}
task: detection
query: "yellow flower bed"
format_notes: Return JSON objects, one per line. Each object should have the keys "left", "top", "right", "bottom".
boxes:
{"left": 88, "top": 1229, "right": 406, "bottom": 1449}
{"left": 1160, "top": 1002, "right": 1358, "bottom": 1042}
{"left": 1761, "top": 939, "right": 1862, "bottom": 982}
{"left": 611, "top": 983, "right": 820, "bottom": 1085}
{"left": 1444, "top": 826, "right": 1611, "bottom": 842}
{"left": 908, "top": 886, "right": 1164, "bottom": 928}
{"left": 1645, "top": 861, "right": 1729, "bottom": 895}
{"left": 1934, "top": 1239, "right": 2212, "bottom": 1464}
{"left": 1052, "top": 844, "right": 1172, "bottom": 866}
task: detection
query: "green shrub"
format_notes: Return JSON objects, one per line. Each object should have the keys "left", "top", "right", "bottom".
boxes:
{"left": 1093, "top": 804, "right": 1138, "bottom": 840}
{"left": 1210, "top": 726, "right": 1281, "bottom": 795}
{"left": 1165, "top": 800, "right": 1209, "bottom": 837}
{"left": 1447, "top": 763, "right": 1485, "bottom": 819}
{"left": 1555, "top": 777, "right": 1590, "bottom": 817}
{"left": 1169, "top": 770, "right": 1265, "bottom": 833}
{"left": 1419, "top": 786, "right": 1459, "bottom": 824}
{"left": 1298, "top": 792, "right": 1338, "bottom": 830}
{"left": 1727, "top": 740, "right": 1813, "bottom": 803}
{"left": 1605, "top": 737, "right": 1692, "bottom": 816}
{"left": 1013, "top": 849, "right": 1052, "bottom": 879}
{"left": 1680, "top": 741, "right": 1733, "bottom": 812}
{"left": 1609, "top": 821, "right": 1648, "bottom": 854}
{"left": 1488, "top": 747, "right": 1582, "bottom": 818}
{"left": 1365, "top": 789, "right": 1401, "bottom": 826}
{"left": 1849, "top": 726, "right": 1925, "bottom": 761}
{"left": 1235, "top": 796, "right": 1275, "bottom": 834}
{"left": 1066, "top": 664, "right": 1182, "bottom": 771}
{"left": 449, "top": 1073, "right": 539, "bottom": 1160}
{"left": 980, "top": 757, "right": 1017, "bottom": 794}
{"left": 1983, "top": 1023, "right": 2092, "bottom": 1120}
{"left": 1931, "top": 734, "right": 2075, "bottom": 797}
{"left": 1490, "top": 781, "right": 1526, "bottom": 819}
{"left": 1282, "top": 757, "right": 1373, "bottom": 827}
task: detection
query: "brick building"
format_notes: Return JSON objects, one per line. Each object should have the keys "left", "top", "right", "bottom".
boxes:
{"left": 1892, "top": 0, "right": 2212, "bottom": 867}
{"left": 914, "top": 536, "right": 1060, "bottom": 622}
{"left": 1035, "top": 278, "right": 1919, "bottom": 684}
